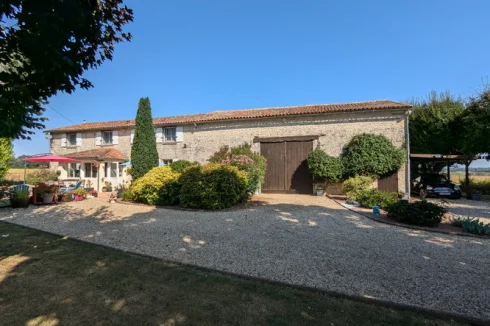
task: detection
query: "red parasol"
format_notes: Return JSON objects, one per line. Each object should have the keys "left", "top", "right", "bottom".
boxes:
{"left": 22, "top": 154, "right": 79, "bottom": 163}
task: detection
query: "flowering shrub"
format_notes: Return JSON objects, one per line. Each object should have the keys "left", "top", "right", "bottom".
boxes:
{"left": 221, "top": 153, "right": 265, "bottom": 194}
{"left": 25, "top": 169, "right": 58, "bottom": 185}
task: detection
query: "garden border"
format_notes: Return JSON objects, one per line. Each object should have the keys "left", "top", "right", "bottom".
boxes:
{"left": 0, "top": 219, "right": 487, "bottom": 326}
{"left": 328, "top": 195, "right": 490, "bottom": 239}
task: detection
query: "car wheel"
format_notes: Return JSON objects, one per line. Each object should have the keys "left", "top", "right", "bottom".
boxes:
{"left": 420, "top": 189, "right": 427, "bottom": 199}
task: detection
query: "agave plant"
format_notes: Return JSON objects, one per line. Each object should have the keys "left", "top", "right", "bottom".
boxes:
{"left": 450, "top": 215, "right": 490, "bottom": 235}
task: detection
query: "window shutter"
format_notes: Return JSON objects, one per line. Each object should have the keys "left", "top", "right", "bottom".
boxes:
{"left": 76, "top": 133, "right": 82, "bottom": 147}
{"left": 131, "top": 129, "right": 135, "bottom": 144}
{"left": 95, "top": 132, "right": 102, "bottom": 146}
{"left": 113, "top": 130, "right": 119, "bottom": 144}
{"left": 176, "top": 126, "right": 184, "bottom": 142}
{"left": 156, "top": 128, "right": 163, "bottom": 143}
{"left": 61, "top": 134, "right": 67, "bottom": 147}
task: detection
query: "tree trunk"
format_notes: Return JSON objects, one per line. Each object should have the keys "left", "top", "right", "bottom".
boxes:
{"left": 465, "top": 159, "right": 471, "bottom": 199}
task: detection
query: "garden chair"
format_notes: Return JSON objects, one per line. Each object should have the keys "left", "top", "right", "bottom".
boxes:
{"left": 13, "top": 184, "right": 30, "bottom": 192}
{"left": 60, "top": 180, "right": 82, "bottom": 192}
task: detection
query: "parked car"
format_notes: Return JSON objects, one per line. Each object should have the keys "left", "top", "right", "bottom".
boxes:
{"left": 412, "top": 173, "right": 462, "bottom": 199}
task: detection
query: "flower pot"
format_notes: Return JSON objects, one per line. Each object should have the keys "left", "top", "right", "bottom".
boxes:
{"left": 316, "top": 189, "right": 324, "bottom": 196}
{"left": 42, "top": 193, "right": 54, "bottom": 203}
{"left": 74, "top": 195, "right": 84, "bottom": 201}
{"left": 471, "top": 193, "right": 482, "bottom": 201}
{"left": 12, "top": 198, "right": 29, "bottom": 208}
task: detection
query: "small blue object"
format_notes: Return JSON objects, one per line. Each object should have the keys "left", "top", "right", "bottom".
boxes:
{"left": 372, "top": 205, "right": 380, "bottom": 216}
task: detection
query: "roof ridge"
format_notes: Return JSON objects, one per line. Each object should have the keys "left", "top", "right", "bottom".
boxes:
{"left": 46, "top": 100, "right": 411, "bottom": 132}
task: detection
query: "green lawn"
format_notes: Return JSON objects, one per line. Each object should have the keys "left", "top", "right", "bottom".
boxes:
{"left": 0, "top": 222, "right": 464, "bottom": 326}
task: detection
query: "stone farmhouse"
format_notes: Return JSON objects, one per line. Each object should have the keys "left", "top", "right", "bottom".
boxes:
{"left": 46, "top": 100, "right": 412, "bottom": 194}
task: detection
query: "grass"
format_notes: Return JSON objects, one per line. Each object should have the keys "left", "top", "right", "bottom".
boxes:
{"left": 5, "top": 168, "right": 40, "bottom": 181}
{"left": 0, "top": 222, "right": 465, "bottom": 326}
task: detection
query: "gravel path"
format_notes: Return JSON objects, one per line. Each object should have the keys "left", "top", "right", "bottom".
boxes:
{"left": 428, "top": 198, "right": 490, "bottom": 223}
{"left": 1, "top": 195, "right": 489, "bottom": 320}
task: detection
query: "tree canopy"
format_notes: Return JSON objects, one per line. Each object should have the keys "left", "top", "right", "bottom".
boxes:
{"left": 408, "top": 91, "right": 465, "bottom": 155}
{"left": 0, "top": 138, "right": 13, "bottom": 180}
{"left": 131, "top": 97, "right": 158, "bottom": 180}
{"left": 341, "top": 133, "right": 405, "bottom": 178}
{"left": 0, "top": 0, "right": 133, "bottom": 139}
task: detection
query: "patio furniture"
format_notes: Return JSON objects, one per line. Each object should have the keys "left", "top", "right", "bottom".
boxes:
{"left": 60, "top": 180, "right": 82, "bottom": 192}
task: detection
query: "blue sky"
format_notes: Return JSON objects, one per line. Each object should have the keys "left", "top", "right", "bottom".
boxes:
{"left": 14, "top": 0, "right": 490, "bottom": 166}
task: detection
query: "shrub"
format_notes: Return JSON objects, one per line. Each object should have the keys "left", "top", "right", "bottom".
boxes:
{"left": 450, "top": 216, "right": 490, "bottom": 235}
{"left": 341, "top": 175, "right": 373, "bottom": 197}
{"left": 210, "top": 143, "right": 267, "bottom": 194}
{"left": 208, "top": 145, "right": 230, "bottom": 163}
{"left": 341, "top": 133, "right": 405, "bottom": 178}
{"left": 180, "top": 163, "right": 248, "bottom": 209}
{"left": 386, "top": 200, "right": 446, "bottom": 227}
{"left": 128, "top": 166, "right": 181, "bottom": 205}
{"left": 459, "top": 178, "right": 490, "bottom": 195}
{"left": 25, "top": 169, "right": 58, "bottom": 185}
{"left": 170, "top": 160, "right": 195, "bottom": 173}
{"left": 355, "top": 189, "right": 398, "bottom": 209}
{"left": 307, "top": 149, "right": 342, "bottom": 183}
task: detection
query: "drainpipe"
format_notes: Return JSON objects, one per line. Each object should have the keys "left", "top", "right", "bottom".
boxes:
{"left": 405, "top": 111, "right": 411, "bottom": 199}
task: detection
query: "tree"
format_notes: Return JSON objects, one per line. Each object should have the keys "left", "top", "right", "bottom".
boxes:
{"left": 131, "top": 97, "right": 158, "bottom": 180}
{"left": 0, "top": 138, "right": 14, "bottom": 180}
{"left": 451, "top": 89, "right": 490, "bottom": 196}
{"left": 0, "top": 0, "right": 134, "bottom": 139}
{"left": 408, "top": 91, "right": 465, "bottom": 178}
{"left": 409, "top": 91, "right": 465, "bottom": 154}
{"left": 341, "top": 133, "right": 405, "bottom": 178}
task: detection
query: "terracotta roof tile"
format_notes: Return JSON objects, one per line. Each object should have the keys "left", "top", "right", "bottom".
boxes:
{"left": 63, "top": 148, "right": 128, "bottom": 161}
{"left": 46, "top": 100, "right": 411, "bottom": 133}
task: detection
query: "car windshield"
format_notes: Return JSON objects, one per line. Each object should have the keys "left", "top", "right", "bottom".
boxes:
{"left": 423, "top": 174, "right": 448, "bottom": 184}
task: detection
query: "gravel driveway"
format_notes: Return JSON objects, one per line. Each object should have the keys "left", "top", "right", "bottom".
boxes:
{"left": 1, "top": 194, "right": 489, "bottom": 320}
{"left": 428, "top": 198, "right": 490, "bottom": 223}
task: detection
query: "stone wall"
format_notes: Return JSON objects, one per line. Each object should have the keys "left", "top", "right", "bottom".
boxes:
{"left": 50, "top": 110, "right": 409, "bottom": 192}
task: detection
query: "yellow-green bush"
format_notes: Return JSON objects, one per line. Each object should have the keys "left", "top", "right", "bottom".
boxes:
{"left": 341, "top": 176, "right": 373, "bottom": 197}
{"left": 180, "top": 163, "right": 248, "bottom": 209}
{"left": 126, "top": 166, "right": 181, "bottom": 205}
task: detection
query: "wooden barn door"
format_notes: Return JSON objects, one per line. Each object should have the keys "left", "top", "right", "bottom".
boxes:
{"left": 261, "top": 142, "right": 286, "bottom": 192}
{"left": 378, "top": 173, "right": 399, "bottom": 193}
{"left": 261, "top": 140, "right": 313, "bottom": 194}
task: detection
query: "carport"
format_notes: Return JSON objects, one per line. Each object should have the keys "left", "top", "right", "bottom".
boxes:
{"left": 410, "top": 153, "right": 480, "bottom": 188}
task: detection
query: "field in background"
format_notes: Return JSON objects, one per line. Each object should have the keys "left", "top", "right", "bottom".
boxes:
{"left": 450, "top": 171, "right": 490, "bottom": 183}
{"left": 5, "top": 168, "right": 40, "bottom": 182}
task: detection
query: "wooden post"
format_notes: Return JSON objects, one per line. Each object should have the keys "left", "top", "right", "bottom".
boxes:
{"left": 465, "top": 159, "right": 471, "bottom": 199}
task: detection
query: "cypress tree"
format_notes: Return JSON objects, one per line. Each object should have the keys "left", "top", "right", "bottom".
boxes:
{"left": 131, "top": 97, "right": 158, "bottom": 180}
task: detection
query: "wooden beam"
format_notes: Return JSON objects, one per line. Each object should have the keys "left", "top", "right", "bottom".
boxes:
{"left": 253, "top": 135, "right": 320, "bottom": 143}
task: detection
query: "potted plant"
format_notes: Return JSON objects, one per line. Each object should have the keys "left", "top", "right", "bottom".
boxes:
{"left": 471, "top": 189, "right": 482, "bottom": 201}
{"left": 84, "top": 179, "right": 94, "bottom": 192}
{"left": 37, "top": 184, "right": 57, "bottom": 203}
{"left": 104, "top": 181, "right": 113, "bottom": 192}
{"left": 73, "top": 188, "right": 87, "bottom": 201}
{"left": 11, "top": 189, "right": 30, "bottom": 208}
{"left": 314, "top": 183, "right": 324, "bottom": 196}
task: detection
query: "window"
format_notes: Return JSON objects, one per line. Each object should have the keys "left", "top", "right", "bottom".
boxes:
{"left": 84, "top": 163, "right": 98, "bottom": 178}
{"left": 67, "top": 163, "right": 81, "bottom": 178}
{"left": 163, "top": 128, "right": 176, "bottom": 142}
{"left": 102, "top": 131, "right": 113, "bottom": 145}
{"left": 105, "top": 162, "right": 118, "bottom": 178}
{"left": 67, "top": 133, "right": 77, "bottom": 146}
{"left": 159, "top": 159, "right": 173, "bottom": 166}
